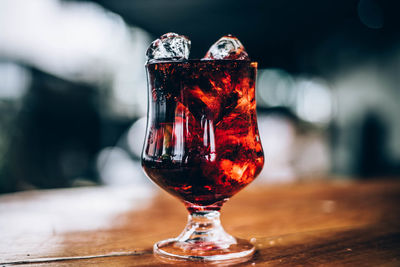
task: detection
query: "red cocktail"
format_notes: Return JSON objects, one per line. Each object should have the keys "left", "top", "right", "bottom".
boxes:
{"left": 142, "top": 33, "right": 264, "bottom": 262}
{"left": 143, "top": 60, "right": 263, "bottom": 209}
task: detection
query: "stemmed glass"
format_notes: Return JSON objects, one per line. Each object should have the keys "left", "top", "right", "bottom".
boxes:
{"left": 142, "top": 59, "right": 264, "bottom": 262}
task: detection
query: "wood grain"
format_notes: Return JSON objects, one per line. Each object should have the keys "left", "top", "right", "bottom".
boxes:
{"left": 1, "top": 179, "right": 399, "bottom": 266}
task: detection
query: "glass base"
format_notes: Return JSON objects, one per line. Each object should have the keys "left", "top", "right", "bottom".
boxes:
{"left": 154, "top": 237, "right": 255, "bottom": 262}
{"left": 153, "top": 210, "right": 255, "bottom": 262}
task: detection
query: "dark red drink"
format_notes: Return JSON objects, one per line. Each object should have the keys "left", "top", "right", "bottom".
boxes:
{"left": 142, "top": 60, "right": 264, "bottom": 209}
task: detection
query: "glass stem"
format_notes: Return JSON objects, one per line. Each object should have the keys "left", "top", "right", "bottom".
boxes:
{"left": 175, "top": 210, "right": 236, "bottom": 250}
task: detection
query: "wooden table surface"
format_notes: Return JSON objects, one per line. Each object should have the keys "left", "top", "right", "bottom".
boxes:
{"left": 0, "top": 179, "right": 399, "bottom": 266}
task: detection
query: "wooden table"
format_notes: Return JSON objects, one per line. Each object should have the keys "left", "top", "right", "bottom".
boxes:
{"left": 1, "top": 179, "right": 399, "bottom": 266}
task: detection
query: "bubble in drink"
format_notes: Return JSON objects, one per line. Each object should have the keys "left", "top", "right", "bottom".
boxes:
{"left": 146, "top": 33, "right": 191, "bottom": 63}
{"left": 203, "top": 35, "right": 249, "bottom": 60}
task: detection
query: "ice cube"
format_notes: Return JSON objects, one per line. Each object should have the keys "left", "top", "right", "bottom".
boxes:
{"left": 146, "top": 33, "right": 191, "bottom": 62}
{"left": 203, "top": 35, "right": 249, "bottom": 60}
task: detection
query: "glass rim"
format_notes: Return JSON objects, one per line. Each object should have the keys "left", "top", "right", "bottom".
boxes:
{"left": 146, "top": 59, "right": 257, "bottom": 67}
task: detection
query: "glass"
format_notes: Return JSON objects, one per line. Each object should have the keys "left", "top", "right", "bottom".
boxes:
{"left": 142, "top": 59, "right": 264, "bottom": 262}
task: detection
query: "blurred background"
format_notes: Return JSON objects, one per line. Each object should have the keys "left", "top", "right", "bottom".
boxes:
{"left": 0, "top": 0, "right": 399, "bottom": 193}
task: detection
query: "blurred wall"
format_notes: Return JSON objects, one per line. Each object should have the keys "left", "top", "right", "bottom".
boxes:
{"left": 1, "top": 0, "right": 399, "bottom": 193}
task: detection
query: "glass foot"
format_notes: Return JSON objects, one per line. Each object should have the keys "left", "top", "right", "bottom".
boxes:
{"left": 153, "top": 210, "right": 255, "bottom": 262}
{"left": 154, "top": 237, "right": 255, "bottom": 262}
